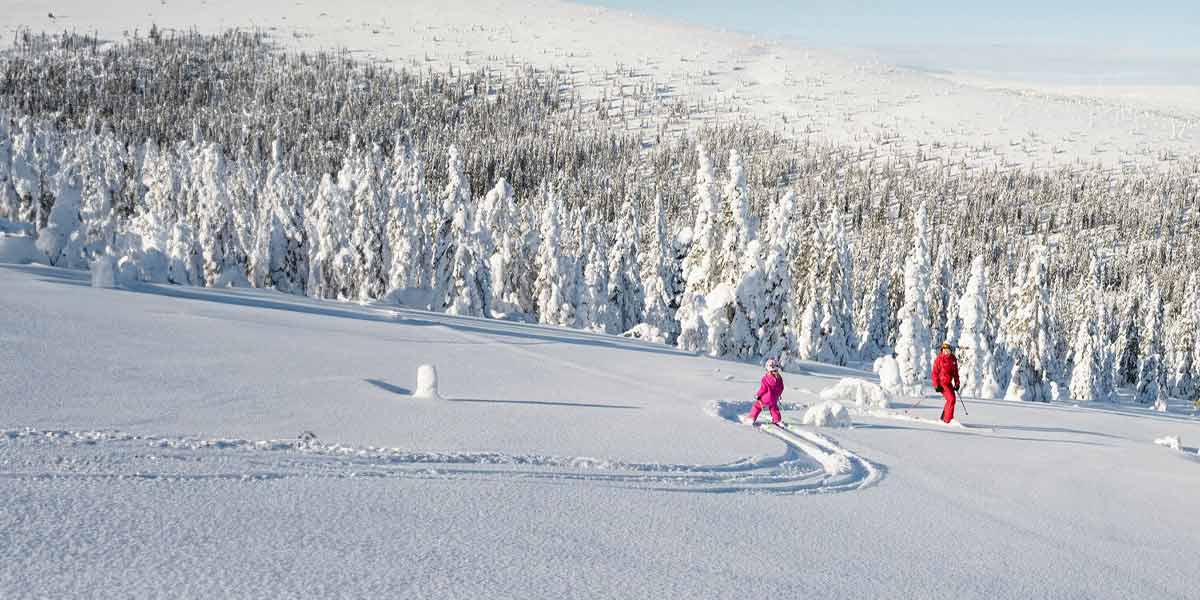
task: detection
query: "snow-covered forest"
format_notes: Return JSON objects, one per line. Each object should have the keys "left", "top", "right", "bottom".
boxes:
{"left": 2, "top": 29, "right": 1198, "bottom": 405}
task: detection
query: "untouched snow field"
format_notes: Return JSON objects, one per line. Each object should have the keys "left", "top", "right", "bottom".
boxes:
{"left": 3, "top": 264, "right": 1199, "bottom": 598}
{"left": 4, "top": 0, "right": 1199, "bottom": 171}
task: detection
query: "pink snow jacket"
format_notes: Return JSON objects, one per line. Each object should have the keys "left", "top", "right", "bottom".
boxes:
{"left": 756, "top": 372, "right": 784, "bottom": 406}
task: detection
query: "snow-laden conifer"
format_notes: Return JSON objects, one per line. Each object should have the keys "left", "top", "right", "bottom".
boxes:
{"left": 1069, "top": 254, "right": 1113, "bottom": 402}
{"left": 894, "top": 203, "right": 934, "bottom": 392}
{"left": 929, "top": 235, "right": 956, "bottom": 347}
{"left": 1166, "top": 274, "right": 1199, "bottom": 401}
{"left": 794, "top": 210, "right": 857, "bottom": 366}
{"left": 1136, "top": 285, "right": 1168, "bottom": 406}
{"left": 676, "top": 146, "right": 721, "bottom": 352}
{"left": 756, "top": 191, "right": 797, "bottom": 361}
{"left": 955, "top": 256, "right": 1002, "bottom": 399}
{"left": 534, "top": 188, "right": 574, "bottom": 326}
{"left": 639, "top": 193, "right": 680, "bottom": 344}
{"left": 607, "top": 201, "right": 645, "bottom": 334}
{"left": 857, "top": 275, "right": 893, "bottom": 361}
{"left": 1002, "top": 247, "right": 1058, "bottom": 402}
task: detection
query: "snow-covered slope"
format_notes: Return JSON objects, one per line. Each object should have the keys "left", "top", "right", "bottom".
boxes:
{"left": 4, "top": 0, "right": 1197, "bottom": 171}
{"left": 3, "top": 264, "right": 1199, "bottom": 598}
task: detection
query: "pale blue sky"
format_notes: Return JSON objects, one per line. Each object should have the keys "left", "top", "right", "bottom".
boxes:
{"left": 575, "top": 1, "right": 1200, "bottom": 84}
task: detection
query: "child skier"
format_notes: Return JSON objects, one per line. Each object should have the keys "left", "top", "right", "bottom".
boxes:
{"left": 747, "top": 358, "right": 785, "bottom": 426}
{"left": 931, "top": 342, "right": 961, "bottom": 423}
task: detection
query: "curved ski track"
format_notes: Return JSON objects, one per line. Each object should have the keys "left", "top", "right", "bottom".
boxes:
{"left": 1, "top": 413, "right": 881, "bottom": 495}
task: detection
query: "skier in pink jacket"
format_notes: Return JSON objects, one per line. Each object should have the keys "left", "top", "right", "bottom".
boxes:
{"left": 747, "top": 358, "right": 785, "bottom": 425}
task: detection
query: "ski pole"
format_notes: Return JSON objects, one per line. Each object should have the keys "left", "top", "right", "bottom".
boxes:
{"left": 956, "top": 391, "right": 969, "bottom": 416}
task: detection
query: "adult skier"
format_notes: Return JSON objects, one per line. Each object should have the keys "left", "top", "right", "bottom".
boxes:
{"left": 931, "top": 342, "right": 961, "bottom": 423}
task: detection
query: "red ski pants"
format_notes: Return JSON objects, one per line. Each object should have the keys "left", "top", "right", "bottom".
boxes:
{"left": 749, "top": 398, "right": 781, "bottom": 424}
{"left": 940, "top": 387, "right": 957, "bottom": 423}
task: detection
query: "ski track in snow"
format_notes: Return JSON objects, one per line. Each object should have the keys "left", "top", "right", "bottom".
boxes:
{"left": 0, "top": 423, "right": 867, "bottom": 495}
{"left": 0, "top": 403, "right": 884, "bottom": 495}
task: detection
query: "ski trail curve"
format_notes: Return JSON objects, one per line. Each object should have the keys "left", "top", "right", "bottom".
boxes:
{"left": 0, "top": 426, "right": 863, "bottom": 495}
{"left": 706, "top": 400, "right": 884, "bottom": 493}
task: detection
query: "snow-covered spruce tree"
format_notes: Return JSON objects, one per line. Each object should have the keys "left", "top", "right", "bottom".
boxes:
{"left": 431, "top": 145, "right": 469, "bottom": 311}
{"left": 194, "top": 144, "right": 248, "bottom": 287}
{"left": 1166, "top": 274, "right": 1199, "bottom": 401}
{"left": 756, "top": 190, "right": 797, "bottom": 361}
{"left": 8, "top": 117, "right": 50, "bottom": 228}
{"left": 389, "top": 148, "right": 433, "bottom": 294}
{"left": 794, "top": 210, "right": 857, "bottom": 366}
{"left": 425, "top": 145, "right": 490, "bottom": 317}
{"left": 894, "top": 202, "right": 934, "bottom": 393}
{"left": 57, "top": 131, "right": 121, "bottom": 269}
{"left": 716, "top": 149, "right": 754, "bottom": 285}
{"left": 929, "top": 235, "right": 956, "bottom": 347}
{"left": 955, "top": 256, "right": 1002, "bottom": 399}
{"left": 0, "top": 116, "right": 17, "bottom": 220}
{"left": 1068, "top": 313, "right": 1106, "bottom": 403}
{"left": 34, "top": 159, "right": 82, "bottom": 266}
{"left": 259, "top": 139, "right": 307, "bottom": 294}
{"left": 533, "top": 187, "right": 574, "bottom": 327}
{"left": 639, "top": 193, "right": 681, "bottom": 344}
{"left": 306, "top": 173, "right": 351, "bottom": 300}
{"left": 489, "top": 179, "right": 536, "bottom": 319}
{"left": 857, "top": 275, "right": 893, "bottom": 361}
{"left": 1068, "top": 254, "right": 1113, "bottom": 402}
{"left": 607, "top": 201, "right": 646, "bottom": 334}
{"left": 706, "top": 158, "right": 761, "bottom": 359}
{"left": 228, "top": 146, "right": 263, "bottom": 288}
{"left": 576, "top": 221, "right": 613, "bottom": 332}
{"left": 383, "top": 144, "right": 415, "bottom": 293}
{"left": 348, "top": 144, "right": 387, "bottom": 301}
{"left": 445, "top": 196, "right": 491, "bottom": 318}
{"left": 1111, "top": 289, "right": 1142, "bottom": 388}
{"left": 1002, "top": 247, "right": 1058, "bottom": 402}
{"left": 472, "top": 177, "right": 506, "bottom": 286}
{"left": 675, "top": 145, "right": 721, "bottom": 353}
{"left": 1136, "top": 284, "right": 1168, "bottom": 407}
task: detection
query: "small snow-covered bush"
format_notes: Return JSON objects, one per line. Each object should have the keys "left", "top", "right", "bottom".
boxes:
{"left": 622, "top": 323, "right": 667, "bottom": 345}
{"left": 90, "top": 256, "right": 117, "bottom": 288}
{"left": 1153, "top": 436, "right": 1181, "bottom": 451}
{"left": 414, "top": 364, "right": 443, "bottom": 400}
{"left": 873, "top": 355, "right": 904, "bottom": 396}
{"left": 820, "top": 377, "right": 893, "bottom": 410}
{"left": 381, "top": 287, "right": 436, "bottom": 310}
{"left": 802, "top": 400, "right": 851, "bottom": 428}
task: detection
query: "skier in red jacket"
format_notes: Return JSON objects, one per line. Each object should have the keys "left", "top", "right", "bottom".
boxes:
{"left": 931, "top": 342, "right": 961, "bottom": 423}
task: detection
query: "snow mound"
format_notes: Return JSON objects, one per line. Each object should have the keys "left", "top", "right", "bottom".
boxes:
{"left": 802, "top": 400, "right": 852, "bottom": 428}
{"left": 1154, "top": 436, "right": 1182, "bottom": 451}
{"left": 820, "top": 377, "right": 893, "bottom": 409}
{"left": 413, "top": 364, "right": 443, "bottom": 400}
{"left": 212, "top": 268, "right": 252, "bottom": 288}
{"left": 872, "top": 355, "right": 904, "bottom": 396}
{"left": 90, "top": 256, "right": 118, "bottom": 288}
{"left": 0, "top": 233, "right": 40, "bottom": 265}
{"left": 621, "top": 323, "right": 667, "bottom": 345}
{"left": 381, "top": 286, "right": 436, "bottom": 310}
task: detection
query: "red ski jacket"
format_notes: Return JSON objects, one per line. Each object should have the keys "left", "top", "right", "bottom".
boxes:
{"left": 931, "top": 353, "right": 960, "bottom": 390}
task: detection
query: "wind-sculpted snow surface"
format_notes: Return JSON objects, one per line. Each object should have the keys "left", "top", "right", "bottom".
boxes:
{"left": 0, "top": 426, "right": 871, "bottom": 495}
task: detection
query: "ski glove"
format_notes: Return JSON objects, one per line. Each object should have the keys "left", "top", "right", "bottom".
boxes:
{"left": 934, "top": 385, "right": 943, "bottom": 393}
